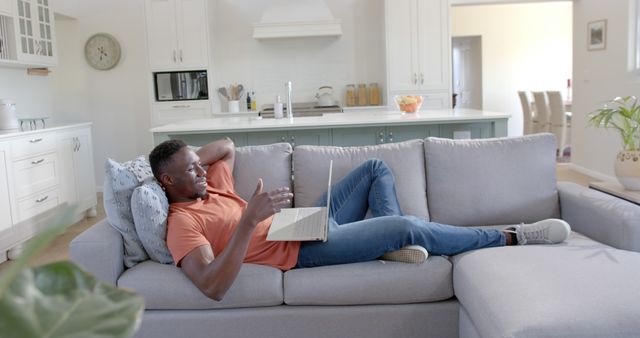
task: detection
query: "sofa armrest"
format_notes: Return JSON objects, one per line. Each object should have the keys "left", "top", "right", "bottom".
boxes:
{"left": 558, "top": 181, "right": 640, "bottom": 252}
{"left": 69, "top": 218, "right": 125, "bottom": 285}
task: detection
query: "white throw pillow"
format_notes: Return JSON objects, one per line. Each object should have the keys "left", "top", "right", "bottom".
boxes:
{"left": 131, "top": 179, "right": 173, "bottom": 264}
{"left": 103, "top": 156, "right": 151, "bottom": 267}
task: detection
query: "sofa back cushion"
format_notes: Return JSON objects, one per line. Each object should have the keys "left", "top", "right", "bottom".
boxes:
{"left": 232, "top": 143, "right": 293, "bottom": 206}
{"left": 424, "top": 134, "right": 559, "bottom": 226}
{"left": 293, "top": 140, "right": 429, "bottom": 218}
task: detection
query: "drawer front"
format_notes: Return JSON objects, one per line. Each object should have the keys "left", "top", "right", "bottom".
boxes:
{"left": 13, "top": 152, "right": 59, "bottom": 199}
{"left": 10, "top": 133, "right": 56, "bottom": 159}
{"left": 17, "top": 187, "right": 60, "bottom": 223}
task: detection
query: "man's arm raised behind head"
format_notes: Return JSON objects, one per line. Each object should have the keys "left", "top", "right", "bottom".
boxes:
{"left": 196, "top": 138, "right": 235, "bottom": 172}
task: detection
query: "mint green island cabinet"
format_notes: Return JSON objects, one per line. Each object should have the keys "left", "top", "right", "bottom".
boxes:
{"left": 150, "top": 109, "right": 510, "bottom": 147}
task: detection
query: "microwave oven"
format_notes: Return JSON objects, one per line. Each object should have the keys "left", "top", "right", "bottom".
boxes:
{"left": 154, "top": 70, "right": 208, "bottom": 102}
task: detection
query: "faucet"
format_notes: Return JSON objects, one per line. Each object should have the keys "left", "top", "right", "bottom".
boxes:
{"left": 285, "top": 81, "right": 293, "bottom": 121}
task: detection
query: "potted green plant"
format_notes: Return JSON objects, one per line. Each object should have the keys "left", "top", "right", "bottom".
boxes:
{"left": 0, "top": 207, "right": 144, "bottom": 338}
{"left": 589, "top": 96, "right": 640, "bottom": 190}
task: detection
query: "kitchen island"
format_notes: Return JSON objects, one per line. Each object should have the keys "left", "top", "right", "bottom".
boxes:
{"left": 150, "top": 108, "right": 510, "bottom": 147}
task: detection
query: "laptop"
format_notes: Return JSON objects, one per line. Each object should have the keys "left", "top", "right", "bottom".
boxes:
{"left": 267, "top": 160, "right": 333, "bottom": 242}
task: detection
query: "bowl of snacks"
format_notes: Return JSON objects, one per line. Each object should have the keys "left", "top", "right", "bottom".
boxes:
{"left": 394, "top": 95, "right": 424, "bottom": 113}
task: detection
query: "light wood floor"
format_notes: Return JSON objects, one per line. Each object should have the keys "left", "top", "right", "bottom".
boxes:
{"left": 0, "top": 165, "right": 597, "bottom": 275}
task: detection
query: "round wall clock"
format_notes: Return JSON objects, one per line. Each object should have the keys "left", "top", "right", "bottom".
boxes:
{"left": 84, "top": 33, "right": 121, "bottom": 70}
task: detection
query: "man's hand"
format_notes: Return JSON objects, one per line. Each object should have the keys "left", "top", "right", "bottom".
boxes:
{"left": 242, "top": 179, "right": 293, "bottom": 226}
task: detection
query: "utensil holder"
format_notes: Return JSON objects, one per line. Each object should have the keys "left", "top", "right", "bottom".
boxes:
{"left": 228, "top": 100, "right": 240, "bottom": 113}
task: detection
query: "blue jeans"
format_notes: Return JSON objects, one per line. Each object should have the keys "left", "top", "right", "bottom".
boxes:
{"left": 297, "top": 159, "right": 506, "bottom": 268}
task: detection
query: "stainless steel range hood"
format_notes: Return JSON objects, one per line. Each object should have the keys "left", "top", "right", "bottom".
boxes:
{"left": 253, "top": 0, "right": 342, "bottom": 39}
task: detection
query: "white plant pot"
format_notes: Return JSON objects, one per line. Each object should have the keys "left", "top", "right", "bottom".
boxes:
{"left": 615, "top": 150, "right": 640, "bottom": 190}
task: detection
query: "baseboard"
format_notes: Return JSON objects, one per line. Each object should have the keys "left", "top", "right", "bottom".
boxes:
{"left": 565, "top": 163, "right": 616, "bottom": 182}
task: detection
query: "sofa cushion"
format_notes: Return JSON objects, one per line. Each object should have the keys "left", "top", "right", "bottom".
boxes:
{"left": 283, "top": 257, "right": 452, "bottom": 305}
{"left": 118, "top": 261, "right": 284, "bottom": 310}
{"left": 103, "top": 156, "right": 151, "bottom": 267}
{"left": 131, "top": 179, "right": 173, "bottom": 264}
{"left": 293, "top": 140, "right": 429, "bottom": 218}
{"left": 452, "top": 232, "right": 640, "bottom": 337}
{"left": 424, "top": 134, "right": 559, "bottom": 226}
{"left": 232, "top": 143, "right": 293, "bottom": 207}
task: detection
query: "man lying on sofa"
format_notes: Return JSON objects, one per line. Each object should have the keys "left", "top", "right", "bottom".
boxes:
{"left": 149, "top": 138, "right": 571, "bottom": 301}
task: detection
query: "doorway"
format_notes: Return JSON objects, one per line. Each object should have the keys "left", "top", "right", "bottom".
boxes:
{"left": 452, "top": 36, "right": 482, "bottom": 110}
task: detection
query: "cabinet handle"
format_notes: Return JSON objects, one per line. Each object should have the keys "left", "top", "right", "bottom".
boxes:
{"left": 173, "top": 50, "right": 177, "bottom": 63}
{"left": 29, "top": 138, "right": 43, "bottom": 143}
{"left": 31, "top": 158, "right": 45, "bottom": 165}
{"left": 179, "top": 49, "right": 183, "bottom": 63}
{"left": 280, "top": 136, "right": 286, "bottom": 142}
{"left": 413, "top": 73, "right": 418, "bottom": 85}
{"left": 78, "top": 138, "right": 81, "bottom": 152}
{"left": 172, "top": 104, "right": 191, "bottom": 108}
{"left": 388, "top": 132, "right": 394, "bottom": 143}
{"left": 420, "top": 73, "right": 424, "bottom": 85}
{"left": 35, "top": 195, "right": 49, "bottom": 203}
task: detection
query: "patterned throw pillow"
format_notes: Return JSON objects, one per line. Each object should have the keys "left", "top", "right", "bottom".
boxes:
{"left": 103, "top": 156, "right": 152, "bottom": 267}
{"left": 131, "top": 179, "right": 173, "bottom": 264}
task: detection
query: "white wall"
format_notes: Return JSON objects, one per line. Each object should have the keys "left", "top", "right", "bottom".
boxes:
{"left": 51, "top": 2, "right": 150, "bottom": 188}
{"left": 0, "top": 68, "right": 51, "bottom": 119}
{"left": 451, "top": 2, "right": 572, "bottom": 136}
{"left": 210, "top": 0, "right": 386, "bottom": 111}
{"left": 571, "top": 0, "right": 637, "bottom": 179}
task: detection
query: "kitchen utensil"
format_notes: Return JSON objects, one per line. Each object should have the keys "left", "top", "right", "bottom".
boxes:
{"left": 218, "top": 87, "right": 230, "bottom": 100}
{"left": 237, "top": 84, "right": 244, "bottom": 99}
{"left": 315, "top": 86, "right": 336, "bottom": 107}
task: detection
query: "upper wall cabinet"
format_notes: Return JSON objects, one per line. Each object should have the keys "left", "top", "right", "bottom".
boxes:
{"left": 144, "top": 0, "right": 209, "bottom": 70}
{"left": 385, "top": 0, "right": 450, "bottom": 98}
{"left": 15, "top": 0, "right": 56, "bottom": 65}
{"left": 0, "top": 0, "right": 12, "bottom": 16}
{"left": 0, "top": 0, "right": 56, "bottom": 67}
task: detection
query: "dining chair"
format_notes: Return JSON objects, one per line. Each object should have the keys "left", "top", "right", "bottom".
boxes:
{"left": 517, "top": 91, "right": 534, "bottom": 135}
{"left": 546, "top": 91, "right": 568, "bottom": 155}
{"left": 532, "top": 91, "right": 551, "bottom": 133}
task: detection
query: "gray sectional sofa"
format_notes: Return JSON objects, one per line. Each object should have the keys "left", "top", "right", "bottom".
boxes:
{"left": 70, "top": 134, "right": 640, "bottom": 338}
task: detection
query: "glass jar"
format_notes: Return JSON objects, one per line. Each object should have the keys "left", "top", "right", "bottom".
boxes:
{"left": 369, "top": 83, "right": 380, "bottom": 106}
{"left": 357, "top": 83, "right": 367, "bottom": 106}
{"left": 345, "top": 84, "right": 356, "bottom": 107}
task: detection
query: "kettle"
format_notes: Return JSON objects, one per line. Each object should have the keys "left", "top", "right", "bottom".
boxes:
{"left": 315, "top": 86, "right": 336, "bottom": 107}
{"left": 0, "top": 99, "right": 18, "bottom": 131}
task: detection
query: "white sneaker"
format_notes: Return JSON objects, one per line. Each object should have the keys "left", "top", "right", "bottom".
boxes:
{"left": 505, "top": 219, "right": 571, "bottom": 245}
{"left": 381, "top": 245, "right": 429, "bottom": 264}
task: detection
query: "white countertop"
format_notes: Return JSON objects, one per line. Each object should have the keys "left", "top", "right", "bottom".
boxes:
{"left": 0, "top": 122, "right": 92, "bottom": 140}
{"left": 151, "top": 108, "right": 510, "bottom": 134}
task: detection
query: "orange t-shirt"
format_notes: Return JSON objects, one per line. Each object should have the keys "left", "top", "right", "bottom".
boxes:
{"left": 166, "top": 160, "right": 300, "bottom": 270}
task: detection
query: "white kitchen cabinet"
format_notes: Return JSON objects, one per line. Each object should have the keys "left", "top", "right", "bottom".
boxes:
{"left": 0, "top": 124, "right": 97, "bottom": 261}
{"left": 14, "top": 0, "right": 56, "bottom": 66}
{"left": 0, "top": 143, "right": 13, "bottom": 233}
{"left": 57, "top": 126, "right": 97, "bottom": 218}
{"left": 144, "top": 0, "right": 209, "bottom": 70}
{"left": 385, "top": 0, "right": 450, "bottom": 107}
{"left": 0, "top": 0, "right": 12, "bottom": 16}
